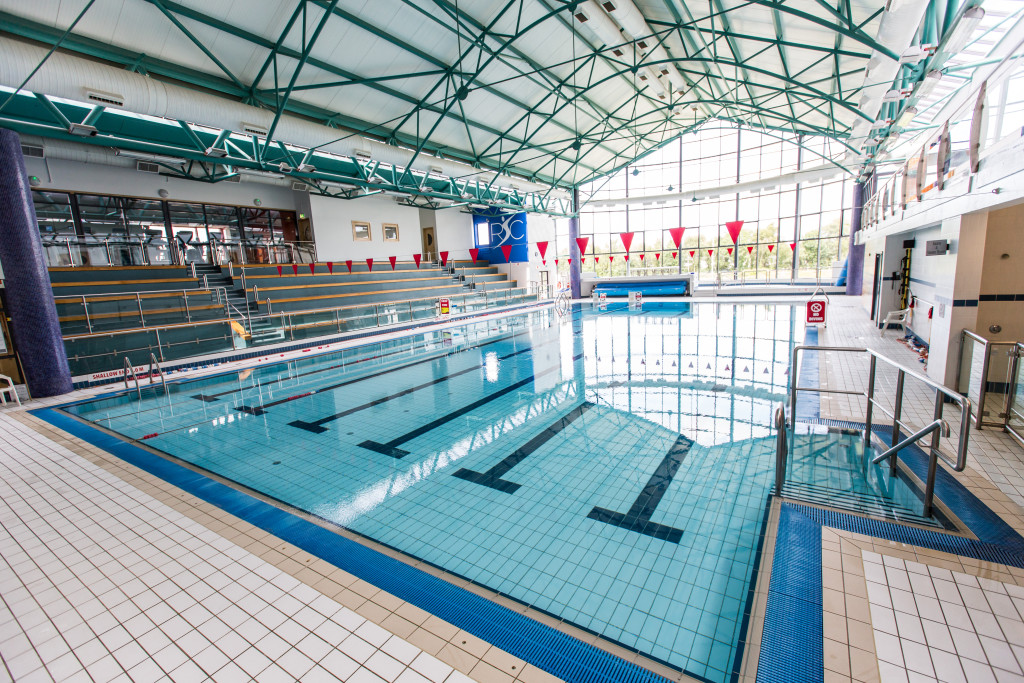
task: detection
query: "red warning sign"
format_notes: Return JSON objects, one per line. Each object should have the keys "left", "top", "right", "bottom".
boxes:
{"left": 806, "top": 300, "right": 826, "bottom": 324}
{"left": 439, "top": 297, "right": 451, "bottom": 316}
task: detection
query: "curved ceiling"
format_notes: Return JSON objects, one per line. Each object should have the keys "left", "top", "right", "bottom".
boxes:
{"left": 0, "top": 0, "right": 968, "bottom": 192}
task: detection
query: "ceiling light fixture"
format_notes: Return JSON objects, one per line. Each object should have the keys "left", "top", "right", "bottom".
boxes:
{"left": 942, "top": 6, "right": 985, "bottom": 57}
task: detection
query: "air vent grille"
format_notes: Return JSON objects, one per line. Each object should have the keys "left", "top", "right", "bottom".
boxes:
{"left": 242, "top": 122, "right": 268, "bottom": 137}
{"left": 21, "top": 144, "right": 44, "bottom": 159}
{"left": 85, "top": 90, "right": 125, "bottom": 107}
{"left": 136, "top": 161, "right": 160, "bottom": 174}
{"left": 291, "top": 181, "right": 309, "bottom": 191}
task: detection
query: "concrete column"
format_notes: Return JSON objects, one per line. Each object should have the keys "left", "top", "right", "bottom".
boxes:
{"left": 846, "top": 181, "right": 866, "bottom": 296}
{"left": 0, "top": 129, "right": 72, "bottom": 397}
{"left": 569, "top": 187, "right": 581, "bottom": 299}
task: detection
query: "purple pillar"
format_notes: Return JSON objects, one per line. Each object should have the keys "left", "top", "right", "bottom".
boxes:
{"left": 569, "top": 187, "right": 581, "bottom": 299}
{"left": 845, "top": 181, "right": 866, "bottom": 296}
{"left": 0, "top": 129, "right": 72, "bottom": 397}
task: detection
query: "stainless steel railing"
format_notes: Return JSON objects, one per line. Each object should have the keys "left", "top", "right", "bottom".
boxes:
{"left": 785, "top": 344, "right": 971, "bottom": 516}
{"left": 54, "top": 286, "right": 232, "bottom": 332}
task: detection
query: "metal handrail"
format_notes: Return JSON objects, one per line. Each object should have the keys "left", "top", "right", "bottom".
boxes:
{"left": 873, "top": 419, "right": 949, "bottom": 465}
{"left": 123, "top": 357, "right": 141, "bottom": 399}
{"left": 788, "top": 344, "right": 972, "bottom": 516}
{"left": 54, "top": 286, "right": 230, "bottom": 330}
{"left": 62, "top": 286, "right": 540, "bottom": 342}
{"left": 774, "top": 404, "right": 787, "bottom": 495}
{"left": 148, "top": 353, "right": 167, "bottom": 395}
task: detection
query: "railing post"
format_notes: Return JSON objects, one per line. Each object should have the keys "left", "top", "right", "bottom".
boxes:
{"left": 82, "top": 295, "right": 92, "bottom": 334}
{"left": 890, "top": 369, "right": 905, "bottom": 476}
{"left": 977, "top": 341, "right": 992, "bottom": 429}
{"left": 864, "top": 354, "right": 877, "bottom": 446}
{"left": 190, "top": 262, "right": 197, "bottom": 279}
{"left": 375, "top": 305, "right": 381, "bottom": 327}
{"left": 66, "top": 237, "right": 75, "bottom": 266}
{"left": 183, "top": 292, "right": 191, "bottom": 322}
{"left": 104, "top": 239, "right": 112, "bottom": 266}
{"left": 154, "top": 327, "right": 164, "bottom": 361}
{"left": 335, "top": 308, "right": 341, "bottom": 332}
{"left": 137, "top": 293, "right": 145, "bottom": 328}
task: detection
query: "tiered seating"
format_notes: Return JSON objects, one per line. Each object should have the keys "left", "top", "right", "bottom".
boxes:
{"left": 241, "top": 260, "right": 516, "bottom": 313}
{"left": 50, "top": 266, "right": 228, "bottom": 335}
{"left": 53, "top": 259, "right": 524, "bottom": 379}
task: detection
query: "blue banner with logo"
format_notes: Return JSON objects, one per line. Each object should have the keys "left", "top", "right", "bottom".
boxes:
{"left": 472, "top": 209, "right": 528, "bottom": 263}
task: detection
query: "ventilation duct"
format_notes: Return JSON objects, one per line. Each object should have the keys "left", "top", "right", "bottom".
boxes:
{"left": 599, "top": 0, "right": 689, "bottom": 95}
{"left": 0, "top": 37, "right": 563, "bottom": 199}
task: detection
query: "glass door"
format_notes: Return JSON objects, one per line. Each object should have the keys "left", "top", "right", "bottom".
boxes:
{"left": 1008, "top": 344, "right": 1024, "bottom": 446}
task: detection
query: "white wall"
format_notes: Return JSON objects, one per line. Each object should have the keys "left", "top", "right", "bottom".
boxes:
{"left": 425, "top": 207, "right": 475, "bottom": 260}
{"left": 25, "top": 156, "right": 300, "bottom": 210}
{"left": 309, "top": 194, "right": 423, "bottom": 262}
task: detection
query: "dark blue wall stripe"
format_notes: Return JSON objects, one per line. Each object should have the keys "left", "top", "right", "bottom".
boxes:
{"left": 33, "top": 408, "right": 673, "bottom": 683}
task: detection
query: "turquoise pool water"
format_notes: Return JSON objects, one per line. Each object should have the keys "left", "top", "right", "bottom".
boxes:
{"left": 65, "top": 302, "right": 811, "bottom": 682}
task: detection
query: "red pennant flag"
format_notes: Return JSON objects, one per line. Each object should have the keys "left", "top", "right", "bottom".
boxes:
{"left": 668, "top": 227, "right": 685, "bottom": 249}
{"left": 469, "top": 248, "right": 480, "bottom": 262}
{"left": 500, "top": 245, "right": 512, "bottom": 262}
{"left": 595, "top": 257, "right": 600, "bottom": 264}
{"left": 623, "top": 255, "right": 629, "bottom": 261}
{"left": 707, "top": 249, "right": 714, "bottom": 257}
{"left": 689, "top": 250, "right": 696, "bottom": 258}
{"left": 619, "top": 232, "right": 634, "bottom": 253}
{"left": 655, "top": 253, "right": 660, "bottom": 260}
{"left": 440, "top": 251, "right": 449, "bottom": 266}
{"left": 537, "top": 241, "right": 549, "bottom": 260}
{"left": 276, "top": 265, "right": 283, "bottom": 276}
{"left": 542, "top": 260, "right": 546, "bottom": 265}
{"left": 725, "top": 220, "right": 744, "bottom": 244}
{"left": 746, "top": 246, "right": 754, "bottom": 255}
{"left": 790, "top": 242, "right": 796, "bottom": 251}
{"left": 575, "top": 237, "right": 589, "bottom": 256}
{"left": 672, "top": 252, "right": 678, "bottom": 258}
{"left": 567, "top": 258, "right": 572, "bottom": 265}
{"left": 345, "top": 260, "right": 353, "bottom": 273}
{"left": 582, "top": 258, "right": 586, "bottom": 264}
{"left": 768, "top": 244, "right": 775, "bottom": 253}
{"left": 555, "top": 259, "right": 559, "bottom": 265}
{"left": 365, "top": 258, "right": 373, "bottom": 271}
{"left": 309, "top": 263, "right": 316, "bottom": 274}
{"left": 291, "top": 264, "right": 299, "bottom": 275}
{"left": 727, "top": 247, "right": 734, "bottom": 255}
{"left": 413, "top": 253, "right": 422, "bottom": 268}
{"left": 389, "top": 256, "right": 397, "bottom": 270}
{"left": 639, "top": 254, "right": 645, "bottom": 261}
{"left": 327, "top": 262, "right": 334, "bottom": 274}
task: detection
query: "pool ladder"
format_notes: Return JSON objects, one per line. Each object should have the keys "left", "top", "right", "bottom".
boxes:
{"left": 775, "top": 344, "right": 972, "bottom": 518}
{"left": 122, "top": 354, "right": 168, "bottom": 399}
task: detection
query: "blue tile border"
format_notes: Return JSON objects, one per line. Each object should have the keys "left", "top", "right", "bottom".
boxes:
{"left": 32, "top": 407, "right": 676, "bottom": 683}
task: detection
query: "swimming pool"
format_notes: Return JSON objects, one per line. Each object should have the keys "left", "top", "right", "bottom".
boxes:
{"left": 62, "top": 302, "right": 898, "bottom": 682}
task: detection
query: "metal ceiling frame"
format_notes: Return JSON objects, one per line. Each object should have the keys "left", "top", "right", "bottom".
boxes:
{"left": 0, "top": 0, "right": 968, "bottom": 206}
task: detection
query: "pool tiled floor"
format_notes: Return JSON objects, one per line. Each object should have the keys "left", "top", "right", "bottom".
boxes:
{"left": 5, "top": 297, "right": 1024, "bottom": 682}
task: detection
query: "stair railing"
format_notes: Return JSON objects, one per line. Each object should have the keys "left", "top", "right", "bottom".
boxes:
{"left": 785, "top": 344, "right": 971, "bottom": 517}
{"left": 123, "top": 357, "right": 141, "bottom": 399}
{"left": 148, "top": 353, "right": 167, "bottom": 395}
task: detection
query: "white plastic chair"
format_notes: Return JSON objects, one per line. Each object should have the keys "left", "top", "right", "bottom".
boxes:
{"left": 880, "top": 308, "right": 910, "bottom": 337}
{"left": 0, "top": 374, "right": 21, "bottom": 406}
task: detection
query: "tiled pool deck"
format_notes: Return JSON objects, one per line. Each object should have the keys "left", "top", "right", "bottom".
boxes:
{"left": 4, "top": 296, "right": 1024, "bottom": 682}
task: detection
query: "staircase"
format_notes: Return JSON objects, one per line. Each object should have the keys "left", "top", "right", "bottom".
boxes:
{"left": 193, "top": 264, "right": 284, "bottom": 344}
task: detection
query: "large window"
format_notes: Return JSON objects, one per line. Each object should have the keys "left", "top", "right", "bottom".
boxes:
{"left": 567, "top": 123, "right": 853, "bottom": 282}
{"left": 31, "top": 190, "right": 299, "bottom": 266}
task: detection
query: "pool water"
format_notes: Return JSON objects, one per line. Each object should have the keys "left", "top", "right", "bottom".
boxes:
{"left": 65, "top": 302, "right": 863, "bottom": 682}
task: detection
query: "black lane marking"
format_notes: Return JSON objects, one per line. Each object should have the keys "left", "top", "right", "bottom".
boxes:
{"left": 356, "top": 353, "right": 583, "bottom": 458}
{"left": 453, "top": 402, "right": 594, "bottom": 493}
{"left": 587, "top": 434, "right": 692, "bottom": 544}
{"left": 232, "top": 332, "right": 528, "bottom": 415}
{"left": 287, "top": 344, "right": 538, "bottom": 433}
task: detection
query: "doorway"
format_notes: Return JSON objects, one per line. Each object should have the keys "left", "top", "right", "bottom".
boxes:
{"left": 539, "top": 269, "right": 549, "bottom": 298}
{"left": 870, "top": 253, "right": 883, "bottom": 322}
{"left": 421, "top": 227, "right": 436, "bottom": 263}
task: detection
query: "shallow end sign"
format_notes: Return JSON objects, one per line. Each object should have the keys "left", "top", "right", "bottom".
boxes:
{"left": 806, "top": 300, "right": 826, "bottom": 325}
